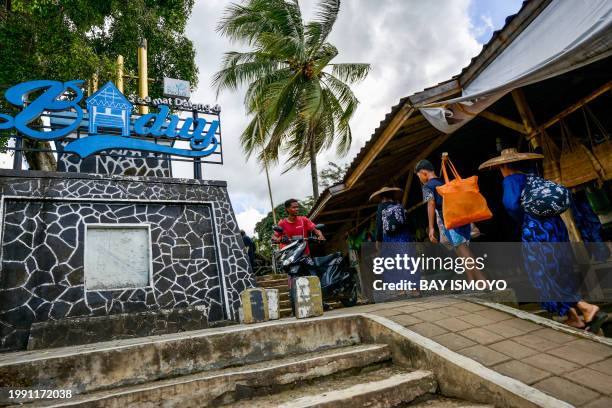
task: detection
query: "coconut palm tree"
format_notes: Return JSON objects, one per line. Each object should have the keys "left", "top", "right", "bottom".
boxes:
{"left": 213, "top": 0, "right": 369, "bottom": 199}
{"left": 242, "top": 103, "right": 278, "bottom": 224}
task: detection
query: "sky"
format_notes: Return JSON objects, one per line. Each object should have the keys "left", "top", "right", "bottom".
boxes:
{"left": 179, "top": 0, "right": 523, "bottom": 235}
{"left": 0, "top": 0, "right": 523, "bottom": 236}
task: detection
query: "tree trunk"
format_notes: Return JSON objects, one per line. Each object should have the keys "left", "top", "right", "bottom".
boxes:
{"left": 23, "top": 140, "right": 57, "bottom": 171}
{"left": 264, "top": 159, "right": 277, "bottom": 224}
{"left": 309, "top": 142, "right": 319, "bottom": 200}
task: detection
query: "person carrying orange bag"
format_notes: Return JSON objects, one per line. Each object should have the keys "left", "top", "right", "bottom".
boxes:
{"left": 436, "top": 153, "right": 493, "bottom": 229}
{"left": 415, "top": 156, "right": 487, "bottom": 282}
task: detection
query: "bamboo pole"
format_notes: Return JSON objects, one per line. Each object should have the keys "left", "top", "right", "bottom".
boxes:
{"left": 116, "top": 55, "right": 124, "bottom": 93}
{"left": 533, "top": 80, "right": 611, "bottom": 136}
{"left": 512, "top": 88, "right": 582, "bottom": 242}
{"left": 318, "top": 203, "right": 378, "bottom": 216}
{"left": 511, "top": 89, "right": 539, "bottom": 148}
{"left": 479, "top": 110, "right": 527, "bottom": 134}
{"left": 138, "top": 38, "right": 149, "bottom": 115}
{"left": 395, "top": 132, "right": 452, "bottom": 178}
{"left": 402, "top": 169, "right": 414, "bottom": 207}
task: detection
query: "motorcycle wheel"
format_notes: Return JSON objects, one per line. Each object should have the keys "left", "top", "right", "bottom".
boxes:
{"left": 340, "top": 280, "right": 358, "bottom": 307}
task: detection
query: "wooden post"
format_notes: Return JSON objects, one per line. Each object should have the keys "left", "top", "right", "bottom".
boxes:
{"left": 511, "top": 89, "right": 539, "bottom": 149}
{"left": 512, "top": 88, "right": 582, "bottom": 242}
{"left": 402, "top": 170, "right": 414, "bottom": 207}
{"left": 479, "top": 110, "right": 527, "bottom": 134}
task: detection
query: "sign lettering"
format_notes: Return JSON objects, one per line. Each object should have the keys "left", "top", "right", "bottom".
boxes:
{"left": 0, "top": 80, "right": 220, "bottom": 159}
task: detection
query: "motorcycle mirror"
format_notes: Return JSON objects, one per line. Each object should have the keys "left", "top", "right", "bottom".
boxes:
{"left": 272, "top": 226, "right": 284, "bottom": 234}
{"left": 315, "top": 224, "right": 325, "bottom": 230}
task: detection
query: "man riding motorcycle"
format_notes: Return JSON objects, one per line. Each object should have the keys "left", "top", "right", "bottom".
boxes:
{"left": 272, "top": 199, "right": 325, "bottom": 251}
{"left": 271, "top": 199, "right": 358, "bottom": 310}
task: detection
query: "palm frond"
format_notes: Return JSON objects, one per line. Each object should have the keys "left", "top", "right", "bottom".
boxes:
{"left": 212, "top": 52, "right": 281, "bottom": 96}
{"left": 329, "top": 63, "right": 370, "bottom": 83}
{"left": 313, "top": 0, "right": 340, "bottom": 43}
{"left": 321, "top": 72, "right": 359, "bottom": 110}
{"left": 311, "top": 43, "right": 338, "bottom": 74}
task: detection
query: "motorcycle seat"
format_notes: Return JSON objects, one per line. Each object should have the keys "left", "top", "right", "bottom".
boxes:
{"left": 313, "top": 252, "right": 341, "bottom": 267}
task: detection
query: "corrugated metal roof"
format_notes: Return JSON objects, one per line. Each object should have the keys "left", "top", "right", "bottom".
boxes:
{"left": 309, "top": 0, "right": 540, "bottom": 216}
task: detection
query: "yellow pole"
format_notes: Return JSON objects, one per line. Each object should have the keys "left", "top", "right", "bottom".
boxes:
{"left": 92, "top": 72, "right": 99, "bottom": 93}
{"left": 116, "top": 55, "right": 124, "bottom": 93}
{"left": 137, "top": 38, "right": 149, "bottom": 114}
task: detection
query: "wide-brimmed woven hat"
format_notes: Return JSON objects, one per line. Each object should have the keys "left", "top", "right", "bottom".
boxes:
{"left": 478, "top": 148, "right": 544, "bottom": 170}
{"left": 369, "top": 186, "right": 403, "bottom": 202}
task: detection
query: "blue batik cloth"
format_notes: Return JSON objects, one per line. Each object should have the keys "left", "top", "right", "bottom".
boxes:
{"left": 376, "top": 201, "right": 419, "bottom": 288}
{"left": 571, "top": 195, "right": 610, "bottom": 262}
{"left": 503, "top": 173, "right": 580, "bottom": 316}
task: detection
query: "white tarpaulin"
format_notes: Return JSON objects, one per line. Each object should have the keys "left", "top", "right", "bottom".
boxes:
{"left": 420, "top": 0, "right": 612, "bottom": 134}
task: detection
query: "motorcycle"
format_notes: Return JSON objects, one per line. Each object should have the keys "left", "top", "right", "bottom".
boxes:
{"left": 271, "top": 224, "right": 359, "bottom": 308}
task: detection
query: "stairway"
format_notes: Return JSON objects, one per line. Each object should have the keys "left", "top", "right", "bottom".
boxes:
{"left": 0, "top": 318, "right": 490, "bottom": 408}
{"left": 256, "top": 273, "right": 293, "bottom": 318}
{"left": 256, "top": 273, "right": 345, "bottom": 318}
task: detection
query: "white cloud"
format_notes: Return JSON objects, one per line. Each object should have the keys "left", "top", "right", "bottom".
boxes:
{"left": 1, "top": 1, "right": 483, "bottom": 233}
{"left": 183, "top": 0, "right": 481, "bottom": 233}
{"left": 235, "top": 207, "right": 267, "bottom": 237}
{"left": 472, "top": 13, "right": 495, "bottom": 38}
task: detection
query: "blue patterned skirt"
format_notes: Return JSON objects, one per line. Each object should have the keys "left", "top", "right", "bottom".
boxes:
{"left": 381, "top": 232, "right": 419, "bottom": 286}
{"left": 522, "top": 214, "right": 580, "bottom": 316}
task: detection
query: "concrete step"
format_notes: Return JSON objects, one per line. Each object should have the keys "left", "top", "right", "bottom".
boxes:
{"left": 408, "top": 396, "right": 494, "bottom": 407}
{"left": 258, "top": 278, "right": 289, "bottom": 288}
{"left": 223, "top": 367, "right": 437, "bottom": 408}
{"left": 29, "top": 344, "right": 391, "bottom": 407}
{"left": 0, "top": 316, "right": 362, "bottom": 398}
{"left": 264, "top": 284, "right": 289, "bottom": 292}
{"left": 256, "top": 274, "right": 288, "bottom": 283}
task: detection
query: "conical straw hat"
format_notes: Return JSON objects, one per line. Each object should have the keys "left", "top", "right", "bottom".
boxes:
{"left": 479, "top": 148, "right": 544, "bottom": 170}
{"left": 369, "top": 186, "right": 403, "bottom": 202}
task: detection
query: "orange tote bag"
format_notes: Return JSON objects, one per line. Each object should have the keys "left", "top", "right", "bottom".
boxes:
{"left": 436, "top": 155, "right": 493, "bottom": 229}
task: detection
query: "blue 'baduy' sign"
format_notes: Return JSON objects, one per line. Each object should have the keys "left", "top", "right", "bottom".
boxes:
{"left": 0, "top": 80, "right": 220, "bottom": 158}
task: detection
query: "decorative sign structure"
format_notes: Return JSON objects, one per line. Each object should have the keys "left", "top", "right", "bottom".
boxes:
{"left": 0, "top": 80, "right": 221, "bottom": 159}
{"left": 163, "top": 77, "right": 191, "bottom": 98}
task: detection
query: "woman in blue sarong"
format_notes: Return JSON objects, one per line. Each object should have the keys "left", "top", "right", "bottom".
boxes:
{"left": 480, "top": 149, "right": 604, "bottom": 331}
{"left": 371, "top": 187, "right": 419, "bottom": 298}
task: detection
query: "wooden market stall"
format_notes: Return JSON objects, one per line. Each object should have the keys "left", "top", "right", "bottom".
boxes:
{"left": 309, "top": 0, "right": 612, "bottom": 253}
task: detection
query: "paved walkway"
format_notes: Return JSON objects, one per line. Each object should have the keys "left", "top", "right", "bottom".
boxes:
{"left": 329, "top": 297, "right": 612, "bottom": 408}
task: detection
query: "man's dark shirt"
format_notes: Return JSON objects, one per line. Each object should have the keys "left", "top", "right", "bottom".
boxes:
{"left": 242, "top": 235, "right": 256, "bottom": 266}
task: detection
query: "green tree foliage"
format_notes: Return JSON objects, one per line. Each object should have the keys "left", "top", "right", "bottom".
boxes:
{"left": 319, "top": 161, "right": 348, "bottom": 189}
{"left": 254, "top": 200, "right": 310, "bottom": 258}
{"left": 0, "top": 0, "right": 198, "bottom": 163}
{"left": 214, "top": 0, "right": 369, "bottom": 199}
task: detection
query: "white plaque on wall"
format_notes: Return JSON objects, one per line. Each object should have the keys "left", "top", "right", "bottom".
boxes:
{"left": 85, "top": 225, "right": 151, "bottom": 290}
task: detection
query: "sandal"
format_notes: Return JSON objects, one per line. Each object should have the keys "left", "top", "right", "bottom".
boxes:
{"left": 585, "top": 311, "right": 608, "bottom": 334}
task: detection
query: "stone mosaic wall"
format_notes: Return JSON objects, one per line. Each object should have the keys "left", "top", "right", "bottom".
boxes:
{"left": 56, "top": 140, "right": 172, "bottom": 177}
{"left": 0, "top": 170, "right": 254, "bottom": 350}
